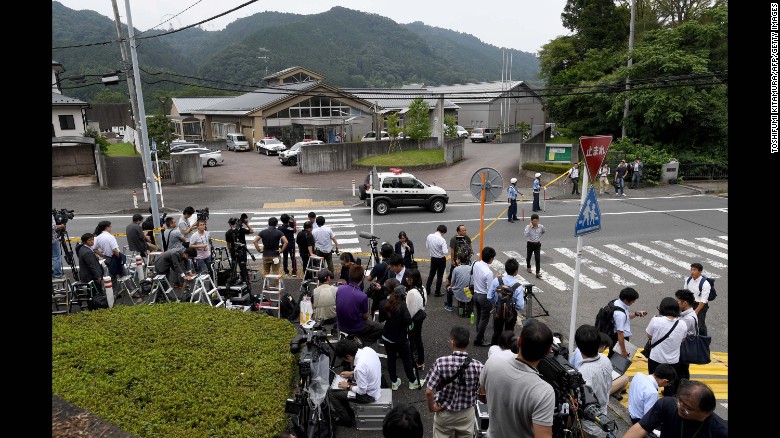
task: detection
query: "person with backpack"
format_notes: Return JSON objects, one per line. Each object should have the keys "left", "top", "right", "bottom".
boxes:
{"left": 487, "top": 258, "right": 525, "bottom": 346}
{"left": 447, "top": 225, "right": 472, "bottom": 291}
{"left": 597, "top": 287, "right": 648, "bottom": 358}
{"left": 404, "top": 267, "right": 427, "bottom": 371}
{"left": 685, "top": 262, "right": 713, "bottom": 336}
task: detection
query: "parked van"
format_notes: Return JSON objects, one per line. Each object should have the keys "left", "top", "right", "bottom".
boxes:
{"left": 226, "top": 133, "right": 250, "bottom": 151}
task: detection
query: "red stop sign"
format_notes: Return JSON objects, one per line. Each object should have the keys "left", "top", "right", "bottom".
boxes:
{"left": 580, "top": 135, "right": 613, "bottom": 182}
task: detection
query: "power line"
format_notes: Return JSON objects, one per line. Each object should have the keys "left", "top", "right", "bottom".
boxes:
{"left": 135, "top": 0, "right": 205, "bottom": 38}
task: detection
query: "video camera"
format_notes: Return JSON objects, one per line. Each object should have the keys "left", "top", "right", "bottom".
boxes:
{"left": 537, "top": 344, "right": 617, "bottom": 436}
{"left": 290, "top": 324, "right": 331, "bottom": 378}
{"left": 196, "top": 207, "right": 210, "bottom": 222}
{"left": 52, "top": 208, "right": 74, "bottom": 227}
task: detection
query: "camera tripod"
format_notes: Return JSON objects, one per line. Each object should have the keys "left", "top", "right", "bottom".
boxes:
{"left": 523, "top": 283, "right": 549, "bottom": 319}
{"left": 364, "top": 238, "right": 380, "bottom": 273}
{"left": 57, "top": 229, "right": 79, "bottom": 281}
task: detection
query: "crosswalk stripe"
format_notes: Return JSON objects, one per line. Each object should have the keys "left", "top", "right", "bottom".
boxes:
{"left": 538, "top": 274, "right": 570, "bottom": 291}
{"left": 338, "top": 238, "right": 359, "bottom": 244}
{"left": 503, "top": 251, "right": 524, "bottom": 260}
{"left": 328, "top": 223, "right": 356, "bottom": 229}
{"left": 673, "top": 239, "right": 729, "bottom": 260}
{"left": 645, "top": 241, "right": 727, "bottom": 273}
{"left": 718, "top": 236, "right": 728, "bottom": 241}
{"left": 554, "top": 248, "right": 636, "bottom": 287}
{"left": 604, "top": 244, "right": 684, "bottom": 280}
{"left": 340, "top": 247, "right": 363, "bottom": 254}
{"left": 549, "top": 263, "right": 606, "bottom": 289}
{"left": 258, "top": 209, "right": 354, "bottom": 215}
{"left": 583, "top": 246, "right": 663, "bottom": 284}
{"left": 695, "top": 237, "right": 729, "bottom": 250}
{"left": 333, "top": 230, "right": 358, "bottom": 236}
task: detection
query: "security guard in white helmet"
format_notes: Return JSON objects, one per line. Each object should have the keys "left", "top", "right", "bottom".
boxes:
{"left": 507, "top": 177, "right": 519, "bottom": 222}
{"left": 532, "top": 173, "right": 542, "bottom": 212}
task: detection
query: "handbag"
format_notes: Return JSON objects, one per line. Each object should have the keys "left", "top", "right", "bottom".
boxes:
{"left": 640, "top": 320, "right": 679, "bottom": 358}
{"left": 679, "top": 319, "right": 712, "bottom": 364}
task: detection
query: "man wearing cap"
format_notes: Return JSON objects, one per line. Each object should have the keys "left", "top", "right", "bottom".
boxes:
{"left": 313, "top": 269, "right": 338, "bottom": 325}
{"left": 532, "top": 173, "right": 542, "bottom": 212}
{"left": 615, "top": 160, "right": 629, "bottom": 196}
{"left": 507, "top": 178, "right": 519, "bottom": 222}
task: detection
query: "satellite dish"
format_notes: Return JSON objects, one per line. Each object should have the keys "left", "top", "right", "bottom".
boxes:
{"left": 469, "top": 167, "right": 503, "bottom": 202}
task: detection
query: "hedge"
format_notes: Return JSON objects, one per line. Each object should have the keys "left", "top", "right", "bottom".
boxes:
{"left": 52, "top": 304, "right": 298, "bottom": 438}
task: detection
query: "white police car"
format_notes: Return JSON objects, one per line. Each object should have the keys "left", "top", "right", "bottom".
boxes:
{"left": 358, "top": 168, "right": 448, "bottom": 215}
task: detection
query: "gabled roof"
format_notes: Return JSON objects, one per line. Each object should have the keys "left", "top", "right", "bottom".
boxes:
{"left": 426, "top": 81, "right": 539, "bottom": 104}
{"left": 344, "top": 88, "right": 459, "bottom": 112}
{"left": 52, "top": 60, "right": 65, "bottom": 73}
{"left": 171, "top": 96, "right": 235, "bottom": 114}
{"left": 262, "top": 66, "right": 324, "bottom": 81}
{"left": 52, "top": 92, "right": 88, "bottom": 106}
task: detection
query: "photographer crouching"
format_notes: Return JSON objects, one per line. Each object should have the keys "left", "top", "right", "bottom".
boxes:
{"left": 327, "top": 338, "right": 382, "bottom": 427}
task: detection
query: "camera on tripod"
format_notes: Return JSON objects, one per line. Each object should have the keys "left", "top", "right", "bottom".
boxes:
{"left": 537, "top": 344, "right": 617, "bottom": 436}
{"left": 196, "top": 207, "right": 209, "bottom": 221}
{"left": 52, "top": 208, "right": 74, "bottom": 227}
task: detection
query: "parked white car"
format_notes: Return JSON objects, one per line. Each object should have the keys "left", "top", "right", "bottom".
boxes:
{"left": 226, "top": 133, "right": 250, "bottom": 151}
{"left": 256, "top": 137, "right": 287, "bottom": 155}
{"left": 174, "top": 147, "right": 224, "bottom": 167}
{"left": 361, "top": 131, "right": 390, "bottom": 141}
{"left": 456, "top": 125, "right": 469, "bottom": 138}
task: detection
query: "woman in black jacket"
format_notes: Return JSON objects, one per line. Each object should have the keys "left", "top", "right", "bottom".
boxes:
{"left": 75, "top": 233, "right": 104, "bottom": 294}
{"left": 394, "top": 231, "right": 415, "bottom": 269}
{"left": 378, "top": 281, "right": 422, "bottom": 390}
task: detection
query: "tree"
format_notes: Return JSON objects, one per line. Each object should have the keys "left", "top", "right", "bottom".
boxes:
{"left": 561, "top": 0, "right": 631, "bottom": 54}
{"left": 403, "top": 98, "right": 431, "bottom": 148}
{"left": 84, "top": 127, "right": 110, "bottom": 154}
{"left": 146, "top": 114, "right": 176, "bottom": 159}
{"left": 443, "top": 114, "right": 457, "bottom": 137}
{"left": 385, "top": 112, "right": 403, "bottom": 153}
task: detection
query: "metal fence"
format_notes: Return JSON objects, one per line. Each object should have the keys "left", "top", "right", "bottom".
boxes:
{"left": 156, "top": 160, "right": 173, "bottom": 182}
{"left": 678, "top": 163, "right": 728, "bottom": 180}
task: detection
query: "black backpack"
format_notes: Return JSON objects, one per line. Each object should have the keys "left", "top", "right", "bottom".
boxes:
{"left": 493, "top": 277, "right": 521, "bottom": 320}
{"left": 686, "top": 276, "right": 717, "bottom": 301}
{"left": 279, "top": 292, "right": 299, "bottom": 321}
{"left": 595, "top": 300, "right": 626, "bottom": 337}
{"left": 142, "top": 215, "right": 155, "bottom": 231}
{"left": 455, "top": 238, "right": 473, "bottom": 264}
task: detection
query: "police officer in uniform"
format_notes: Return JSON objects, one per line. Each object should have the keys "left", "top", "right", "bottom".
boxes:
{"left": 532, "top": 173, "right": 542, "bottom": 212}
{"left": 507, "top": 178, "right": 519, "bottom": 223}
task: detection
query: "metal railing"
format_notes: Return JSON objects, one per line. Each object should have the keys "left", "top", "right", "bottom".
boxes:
{"left": 678, "top": 163, "right": 728, "bottom": 180}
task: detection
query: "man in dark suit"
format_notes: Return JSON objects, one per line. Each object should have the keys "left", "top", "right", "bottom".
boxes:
{"left": 387, "top": 254, "right": 410, "bottom": 287}
{"left": 154, "top": 247, "right": 196, "bottom": 287}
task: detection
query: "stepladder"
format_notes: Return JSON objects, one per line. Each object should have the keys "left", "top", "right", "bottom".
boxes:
{"left": 146, "top": 274, "right": 178, "bottom": 304}
{"left": 190, "top": 273, "right": 225, "bottom": 307}
{"left": 260, "top": 274, "right": 285, "bottom": 317}
{"left": 305, "top": 256, "right": 325, "bottom": 279}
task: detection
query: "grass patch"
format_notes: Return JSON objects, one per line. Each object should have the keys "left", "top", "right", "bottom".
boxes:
{"left": 105, "top": 142, "right": 139, "bottom": 157}
{"left": 546, "top": 136, "right": 576, "bottom": 144}
{"left": 354, "top": 149, "right": 444, "bottom": 166}
{"left": 52, "top": 304, "right": 298, "bottom": 437}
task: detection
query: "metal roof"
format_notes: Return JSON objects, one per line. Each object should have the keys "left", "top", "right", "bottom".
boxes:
{"left": 52, "top": 92, "right": 87, "bottom": 106}
{"left": 201, "top": 81, "right": 322, "bottom": 113}
{"left": 171, "top": 97, "right": 235, "bottom": 114}
{"left": 425, "top": 81, "right": 532, "bottom": 103}
{"left": 343, "top": 88, "right": 459, "bottom": 112}
{"left": 262, "top": 66, "right": 324, "bottom": 81}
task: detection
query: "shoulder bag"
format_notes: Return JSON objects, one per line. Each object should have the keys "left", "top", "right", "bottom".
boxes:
{"left": 434, "top": 355, "right": 473, "bottom": 392}
{"left": 640, "top": 320, "right": 679, "bottom": 358}
{"left": 679, "top": 319, "right": 712, "bottom": 364}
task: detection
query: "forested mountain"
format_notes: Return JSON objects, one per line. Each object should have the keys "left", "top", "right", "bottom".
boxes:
{"left": 52, "top": 2, "right": 540, "bottom": 109}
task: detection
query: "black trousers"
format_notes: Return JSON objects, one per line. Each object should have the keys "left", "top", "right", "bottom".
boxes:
{"left": 281, "top": 245, "right": 296, "bottom": 275}
{"left": 526, "top": 241, "right": 541, "bottom": 274}
{"left": 648, "top": 359, "right": 684, "bottom": 397}
{"left": 409, "top": 319, "right": 425, "bottom": 366}
{"left": 570, "top": 177, "right": 580, "bottom": 194}
{"left": 328, "top": 389, "right": 374, "bottom": 426}
{"left": 697, "top": 302, "right": 709, "bottom": 336}
{"left": 300, "top": 252, "right": 312, "bottom": 280}
{"left": 491, "top": 316, "right": 517, "bottom": 345}
{"left": 426, "top": 256, "right": 446, "bottom": 295}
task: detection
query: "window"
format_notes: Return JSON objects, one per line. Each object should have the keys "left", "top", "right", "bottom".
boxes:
{"left": 58, "top": 115, "right": 76, "bottom": 130}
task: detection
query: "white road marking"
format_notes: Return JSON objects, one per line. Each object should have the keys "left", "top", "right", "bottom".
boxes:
{"left": 720, "top": 402, "right": 728, "bottom": 409}
{"left": 649, "top": 241, "right": 727, "bottom": 271}
{"left": 328, "top": 223, "right": 357, "bottom": 229}
{"left": 554, "top": 248, "right": 636, "bottom": 287}
{"left": 549, "top": 263, "right": 606, "bottom": 289}
{"left": 337, "top": 238, "right": 359, "bottom": 244}
{"left": 604, "top": 244, "right": 684, "bottom": 280}
{"left": 673, "top": 239, "right": 729, "bottom": 260}
{"left": 340, "top": 248, "right": 363, "bottom": 254}
{"left": 695, "top": 237, "right": 729, "bottom": 250}
{"left": 537, "top": 273, "right": 570, "bottom": 291}
{"left": 583, "top": 246, "right": 663, "bottom": 284}
{"left": 503, "top": 251, "right": 524, "bottom": 260}
{"left": 718, "top": 236, "right": 728, "bottom": 241}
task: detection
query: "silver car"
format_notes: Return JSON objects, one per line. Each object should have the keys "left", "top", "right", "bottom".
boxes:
{"left": 187, "top": 147, "right": 224, "bottom": 167}
{"left": 256, "top": 138, "right": 286, "bottom": 155}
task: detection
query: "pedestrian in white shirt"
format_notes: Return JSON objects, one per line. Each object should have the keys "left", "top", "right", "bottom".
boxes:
{"left": 628, "top": 365, "right": 677, "bottom": 423}
{"left": 425, "top": 225, "right": 449, "bottom": 297}
{"left": 472, "top": 246, "right": 496, "bottom": 347}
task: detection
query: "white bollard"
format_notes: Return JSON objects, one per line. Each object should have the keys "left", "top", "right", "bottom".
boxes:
{"left": 142, "top": 183, "right": 149, "bottom": 202}
{"left": 132, "top": 190, "right": 138, "bottom": 209}
{"left": 103, "top": 275, "right": 115, "bottom": 308}
{"left": 352, "top": 179, "right": 356, "bottom": 197}
{"left": 135, "top": 255, "right": 145, "bottom": 282}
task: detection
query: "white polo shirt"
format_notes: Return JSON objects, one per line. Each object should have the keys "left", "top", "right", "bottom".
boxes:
{"left": 645, "top": 316, "right": 688, "bottom": 364}
{"left": 613, "top": 299, "right": 632, "bottom": 338}
{"left": 628, "top": 372, "right": 660, "bottom": 420}
{"left": 685, "top": 275, "right": 711, "bottom": 304}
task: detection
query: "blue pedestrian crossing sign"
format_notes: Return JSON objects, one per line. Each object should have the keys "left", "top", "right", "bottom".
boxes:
{"left": 150, "top": 140, "right": 157, "bottom": 153}
{"left": 574, "top": 187, "right": 601, "bottom": 237}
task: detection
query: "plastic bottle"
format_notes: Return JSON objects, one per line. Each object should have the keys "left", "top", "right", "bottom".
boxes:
{"left": 470, "top": 312, "right": 475, "bottom": 325}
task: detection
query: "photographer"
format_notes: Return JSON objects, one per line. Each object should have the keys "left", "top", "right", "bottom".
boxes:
{"left": 188, "top": 219, "right": 213, "bottom": 277}
{"left": 573, "top": 325, "right": 613, "bottom": 438}
{"left": 328, "top": 338, "right": 382, "bottom": 427}
{"left": 254, "top": 216, "right": 287, "bottom": 275}
{"left": 161, "top": 217, "right": 186, "bottom": 252}
{"left": 296, "top": 221, "right": 316, "bottom": 280}
{"left": 93, "top": 221, "right": 122, "bottom": 282}
{"left": 236, "top": 213, "right": 255, "bottom": 271}
{"left": 366, "top": 243, "right": 394, "bottom": 314}
{"left": 278, "top": 214, "right": 297, "bottom": 277}
{"left": 225, "top": 217, "right": 248, "bottom": 283}
{"left": 154, "top": 247, "right": 197, "bottom": 287}
{"left": 312, "top": 216, "right": 339, "bottom": 273}
{"left": 338, "top": 252, "right": 361, "bottom": 289}
{"left": 127, "top": 214, "right": 158, "bottom": 258}
{"left": 478, "top": 319, "right": 555, "bottom": 437}
{"left": 447, "top": 225, "right": 472, "bottom": 291}
{"left": 178, "top": 206, "right": 197, "bottom": 243}
{"left": 52, "top": 215, "right": 66, "bottom": 279}
{"left": 335, "top": 264, "right": 383, "bottom": 346}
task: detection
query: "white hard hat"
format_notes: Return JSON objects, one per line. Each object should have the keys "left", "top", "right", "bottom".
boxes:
{"left": 534, "top": 173, "right": 542, "bottom": 178}
{"left": 510, "top": 177, "right": 517, "bottom": 184}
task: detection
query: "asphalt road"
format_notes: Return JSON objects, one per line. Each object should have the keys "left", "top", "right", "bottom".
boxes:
{"left": 53, "top": 142, "right": 728, "bottom": 437}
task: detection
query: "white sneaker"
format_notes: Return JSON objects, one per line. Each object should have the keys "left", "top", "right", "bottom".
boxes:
{"left": 391, "top": 378, "right": 402, "bottom": 390}
{"left": 408, "top": 379, "right": 424, "bottom": 390}
{"left": 622, "top": 193, "right": 627, "bottom": 196}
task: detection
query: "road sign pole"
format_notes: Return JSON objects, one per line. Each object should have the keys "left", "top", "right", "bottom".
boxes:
{"left": 479, "top": 171, "right": 486, "bottom": 259}
{"left": 569, "top": 234, "right": 584, "bottom": 357}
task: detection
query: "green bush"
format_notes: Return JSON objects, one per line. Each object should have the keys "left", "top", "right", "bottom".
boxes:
{"left": 52, "top": 304, "right": 298, "bottom": 438}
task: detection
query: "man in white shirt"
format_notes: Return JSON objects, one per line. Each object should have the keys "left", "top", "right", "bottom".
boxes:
{"left": 685, "top": 262, "right": 711, "bottom": 336}
{"left": 329, "top": 339, "right": 382, "bottom": 427}
{"left": 628, "top": 364, "right": 677, "bottom": 424}
{"left": 574, "top": 325, "right": 613, "bottom": 437}
{"left": 425, "top": 225, "right": 449, "bottom": 297}
{"left": 312, "top": 216, "right": 338, "bottom": 273}
{"left": 472, "top": 247, "right": 496, "bottom": 347}
{"left": 610, "top": 287, "right": 648, "bottom": 358}
{"left": 568, "top": 164, "right": 581, "bottom": 195}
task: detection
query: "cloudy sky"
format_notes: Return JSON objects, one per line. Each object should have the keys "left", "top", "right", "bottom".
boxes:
{"left": 55, "top": 0, "right": 570, "bottom": 54}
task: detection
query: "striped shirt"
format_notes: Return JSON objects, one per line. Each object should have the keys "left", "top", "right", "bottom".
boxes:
{"left": 426, "top": 232, "right": 448, "bottom": 258}
{"left": 524, "top": 224, "right": 545, "bottom": 243}
{"left": 425, "top": 351, "right": 484, "bottom": 411}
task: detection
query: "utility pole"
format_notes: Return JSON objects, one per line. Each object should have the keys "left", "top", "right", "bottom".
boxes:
{"left": 124, "top": 0, "right": 160, "bottom": 225}
{"left": 621, "top": 0, "right": 637, "bottom": 139}
{"left": 110, "top": 0, "right": 144, "bottom": 162}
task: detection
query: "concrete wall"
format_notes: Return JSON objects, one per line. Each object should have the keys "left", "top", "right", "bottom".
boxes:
{"left": 170, "top": 151, "right": 204, "bottom": 184}
{"left": 52, "top": 144, "right": 96, "bottom": 177}
{"left": 299, "top": 137, "right": 464, "bottom": 173}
